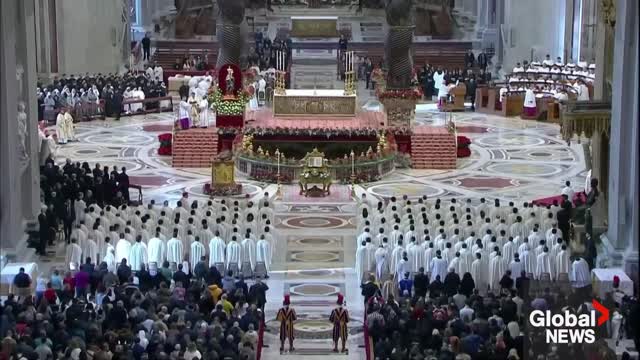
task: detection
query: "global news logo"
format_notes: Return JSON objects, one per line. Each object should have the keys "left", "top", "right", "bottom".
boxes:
{"left": 528, "top": 299, "right": 609, "bottom": 344}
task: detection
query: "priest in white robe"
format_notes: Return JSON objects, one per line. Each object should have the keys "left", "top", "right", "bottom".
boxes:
{"left": 55, "top": 111, "right": 68, "bottom": 144}
{"left": 508, "top": 253, "right": 523, "bottom": 282}
{"left": 190, "top": 236, "right": 206, "bottom": 273}
{"left": 520, "top": 244, "right": 536, "bottom": 276}
{"left": 166, "top": 233, "right": 184, "bottom": 266}
{"left": 115, "top": 235, "right": 132, "bottom": 265}
{"left": 423, "top": 242, "right": 435, "bottom": 272}
{"left": 555, "top": 245, "right": 571, "bottom": 276}
{"left": 471, "top": 253, "right": 487, "bottom": 292}
{"left": 148, "top": 230, "right": 166, "bottom": 266}
{"left": 570, "top": 257, "right": 590, "bottom": 288}
{"left": 407, "top": 237, "right": 424, "bottom": 274}
{"left": 104, "top": 247, "right": 117, "bottom": 273}
{"left": 226, "top": 236, "right": 242, "bottom": 271}
{"left": 83, "top": 238, "right": 99, "bottom": 265}
{"left": 355, "top": 241, "right": 367, "bottom": 284}
{"left": 395, "top": 252, "right": 409, "bottom": 282}
{"left": 535, "top": 247, "right": 554, "bottom": 280}
{"left": 389, "top": 239, "right": 404, "bottom": 278}
{"left": 256, "top": 235, "right": 272, "bottom": 273}
{"left": 129, "top": 236, "right": 148, "bottom": 272}
{"left": 241, "top": 234, "right": 257, "bottom": 271}
{"left": 208, "top": 231, "right": 226, "bottom": 266}
{"left": 430, "top": 250, "right": 448, "bottom": 284}
{"left": 364, "top": 239, "right": 377, "bottom": 278}
{"left": 488, "top": 252, "right": 506, "bottom": 291}
{"left": 66, "top": 238, "right": 83, "bottom": 270}
{"left": 502, "top": 237, "right": 516, "bottom": 264}
{"left": 375, "top": 245, "right": 390, "bottom": 282}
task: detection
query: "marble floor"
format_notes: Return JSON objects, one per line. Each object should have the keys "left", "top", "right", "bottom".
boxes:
{"left": 45, "top": 100, "right": 586, "bottom": 359}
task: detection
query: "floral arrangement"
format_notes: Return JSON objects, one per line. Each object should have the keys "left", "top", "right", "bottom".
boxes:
{"left": 456, "top": 135, "right": 471, "bottom": 158}
{"left": 203, "top": 182, "right": 243, "bottom": 196}
{"left": 158, "top": 133, "right": 172, "bottom": 156}
{"left": 217, "top": 126, "right": 412, "bottom": 138}
{"left": 207, "top": 87, "right": 250, "bottom": 116}
{"left": 377, "top": 88, "right": 422, "bottom": 100}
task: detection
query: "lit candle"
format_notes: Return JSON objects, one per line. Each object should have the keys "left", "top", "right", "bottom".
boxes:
{"left": 350, "top": 150, "right": 355, "bottom": 175}
{"left": 276, "top": 148, "right": 281, "bottom": 176}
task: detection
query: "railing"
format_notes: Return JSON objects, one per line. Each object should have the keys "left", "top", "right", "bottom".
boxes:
{"left": 235, "top": 154, "right": 396, "bottom": 183}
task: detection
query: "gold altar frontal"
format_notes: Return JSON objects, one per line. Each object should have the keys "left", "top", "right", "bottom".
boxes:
{"left": 291, "top": 16, "right": 339, "bottom": 38}
{"left": 273, "top": 89, "right": 357, "bottom": 117}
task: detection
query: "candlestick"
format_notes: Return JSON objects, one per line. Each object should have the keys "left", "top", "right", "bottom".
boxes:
{"left": 276, "top": 148, "right": 281, "bottom": 175}
{"left": 350, "top": 150, "right": 355, "bottom": 175}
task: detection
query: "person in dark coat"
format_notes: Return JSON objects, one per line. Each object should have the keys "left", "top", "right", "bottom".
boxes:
{"left": 443, "top": 269, "right": 461, "bottom": 297}
{"left": 117, "top": 167, "right": 130, "bottom": 203}
{"left": 467, "top": 76, "right": 478, "bottom": 111}
{"left": 37, "top": 209, "right": 49, "bottom": 255}
{"left": 477, "top": 50, "right": 488, "bottom": 71}
{"left": 413, "top": 267, "right": 429, "bottom": 298}
{"left": 459, "top": 272, "right": 475, "bottom": 297}
{"left": 464, "top": 50, "right": 475, "bottom": 70}
{"left": 361, "top": 275, "right": 380, "bottom": 305}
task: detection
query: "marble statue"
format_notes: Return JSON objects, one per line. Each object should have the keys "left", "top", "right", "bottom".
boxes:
{"left": 384, "top": 0, "right": 415, "bottom": 89}
{"left": 17, "top": 102, "right": 29, "bottom": 165}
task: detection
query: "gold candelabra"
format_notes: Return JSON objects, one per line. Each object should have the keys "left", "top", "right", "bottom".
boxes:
{"left": 344, "top": 50, "right": 356, "bottom": 96}
{"left": 275, "top": 50, "right": 286, "bottom": 95}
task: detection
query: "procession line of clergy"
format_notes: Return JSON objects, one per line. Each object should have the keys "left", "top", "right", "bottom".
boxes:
{"left": 55, "top": 110, "right": 76, "bottom": 145}
{"left": 65, "top": 194, "right": 277, "bottom": 275}
{"left": 353, "top": 195, "right": 585, "bottom": 292}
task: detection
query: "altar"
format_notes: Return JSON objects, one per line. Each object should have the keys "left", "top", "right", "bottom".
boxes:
{"left": 273, "top": 89, "right": 357, "bottom": 117}
{"left": 290, "top": 16, "right": 339, "bottom": 38}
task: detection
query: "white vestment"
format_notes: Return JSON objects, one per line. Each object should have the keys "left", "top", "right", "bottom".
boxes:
{"left": 389, "top": 245, "right": 403, "bottom": 277}
{"left": 241, "top": 238, "right": 257, "bottom": 270}
{"left": 115, "top": 239, "right": 132, "bottom": 264}
{"left": 208, "top": 236, "right": 226, "bottom": 266}
{"left": 520, "top": 248, "right": 536, "bottom": 276}
{"left": 508, "top": 259, "right": 523, "bottom": 281}
{"left": 502, "top": 241, "right": 515, "bottom": 264}
{"left": 226, "top": 241, "right": 242, "bottom": 270}
{"left": 66, "top": 243, "right": 83, "bottom": 270}
{"left": 555, "top": 250, "right": 570, "bottom": 276}
{"left": 103, "top": 250, "right": 117, "bottom": 273}
{"left": 129, "top": 242, "right": 148, "bottom": 271}
{"left": 166, "top": 237, "right": 184, "bottom": 264}
{"left": 147, "top": 237, "right": 166, "bottom": 264}
{"left": 56, "top": 113, "right": 68, "bottom": 143}
{"left": 256, "top": 239, "right": 272, "bottom": 272}
{"left": 457, "top": 250, "right": 473, "bottom": 275}
{"left": 471, "top": 258, "right": 486, "bottom": 291}
{"left": 190, "top": 241, "right": 206, "bottom": 272}
{"left": 570, "top": 258, "right": 590, "bottom": 288}
{"left": 430, "top": 257, "right": 448, "bottom": 283}
{"left": 408, "top": 242, "right": 424, "bottom": 273}
{"left": 82, "top": 239, "right": 98, "bottom": 264}
{"left": 535, "top": 252, "right": 554, "bottom": 280}
{"left": 74, "top": 200, "right": 87, "bottom": 226}
{"left": 489, "top": 255, "right": 506, "bottom": 290}
{"left": 364, "top": 243, "right": 377, "bottom": 274}
{"left": 423, "top": 247, "right": 434, "bottom": 272}
{"left": 396, "top": 258, "right": 409, "bottom": 281}
{"left": 355, "top": 245, "right": 366, "bottom": 283}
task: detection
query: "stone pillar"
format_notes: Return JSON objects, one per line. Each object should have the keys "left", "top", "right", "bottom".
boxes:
{"left": 602, "top": 0, "right": 639, "bottom": 276}
{"left": 0, "top": 0, "right": 39, "bottom": 261}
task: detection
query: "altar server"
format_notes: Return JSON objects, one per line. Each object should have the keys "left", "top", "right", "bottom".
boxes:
{"left": 256, "top": 234, "right": 272, "bottom": 273}
{"left": 178, "top": 95, "right": 192, "bottom": 130}
{"left": 209, "top": 231, "right": 226, "bottom": 266}
{"left": 523, "top": 86, "right": 537, "bottom": 116}
{"left": 226, "top": 236, "right": 242, "bottom": 270}
{"left": 166, "top": 230, "right": 184, "bottom": 266}
{"left": 129, "top": 236, "right": 148, "bottom": 272}
{"left": 190, "top": 236, "right": 206, "bottom": 273}
{"left": 196, "top": 87, "right": 210, "bottom": 128}
{"left": 66, "top": 238, "right": 83, "bottom": 270}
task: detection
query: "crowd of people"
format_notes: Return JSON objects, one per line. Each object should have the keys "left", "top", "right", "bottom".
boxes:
{"left": 3, "top": 247, "right": 268, "bottom": 360}
{"left": 38, "top": 66, "right": 170, "bottom": 126}
{"left": 247, "top": 32, "right": 292, "bottom": 72}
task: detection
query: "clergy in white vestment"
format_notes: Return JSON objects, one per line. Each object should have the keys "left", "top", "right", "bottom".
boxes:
{"left": 226, "top": 236, "right": 242, "bottom": 271}
{"left": 389, "top": 226, "right": 402, "bottom": 248}
{"left": 208, "top": 231, "right": 226, "bottom": 266}
{"left": 502, "top": 237, "right": 516, "bottom": 264}
{"left": 555, "top": 245, "right": 571, "bottom": 276}
{"left": 423, "top": 242, "right": 435, "bottom": 273}
{"left": 115, "top": 235, "right": 132, "bottom": 265}
{"left": 166, "top": 232, "right": 185, "bottom": 266}
{"left": 355, "top": 241, "right": 367, "bottom": 284}
{"left": 488, "top": 252, "right": 506, "bottom": 291}
{"left": 509, "top": 218, "right": 526, "bottom": 239}
{"left": 103, "top": 247, "right": 117, "bottom": 273}
{"left": 471, "top": 253, "right": 487, "bottom": 292}
{"left": 389, "top": 239, "right": 404, "bottom": 279}
{"left": 241, "top": 234, "right": 257, "bottom": 271}
{"left": 66, "top": 238, "right": 83, "bottom": 270}
{"left": 508, "top": 253, "right": 524, "bottom": 282}
{"left": 129, "top": 236, "right": 148, "bottom": 272}
{"left": 375, "top": 245, "right": 390, "bottom": 282}
{"left": 364, "top": 239, "right": 377, "bottom": 277}
{"left": 55, "top": 112, "right": 68, "bottom": 144}
{"left": 520, "top": 244, "right": 536, "bottom": 276}
{"left": 570, "top": 257, "right": 590, "bottom": 288}
{"left": 449, "top": 253, "right": 460, "bottom": 274}
{"left": 357, "top": 228, "right": 372, "bottom": 250}
{"left": 535, "top": 247, "right": 554, "bottom": 280}
{"left": 147, "top": 230, "right": 166, "bottom": 265}
{"left": 190, "top": 237, "right": 206, "bottom": 273}
{"left": 71, "top": 225, "right": 88, "bottom": 251}
{"left": 407, "top": 237, "right": 424, "bottom": 274}
{"left": 74, "top": 195, "right": 87, "bottom": 226}
{"left": 83, "top": 238, "right": 99, "bottom": 265}
{"left": 458, "top": 246, "right": 473, "bottom": 275}
{"left": 430, "top": 251, "right": 448, "bottom": 284}
{"left": 256, "top": 235, "right": 272, "bottom": 273}
{"left": 395, "top": 253, "right": 409, "bottom": 282}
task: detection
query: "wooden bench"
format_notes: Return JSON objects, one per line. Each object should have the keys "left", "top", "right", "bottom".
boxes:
{"left": 441, "top": 83, "right": 466, "bottom": 111}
